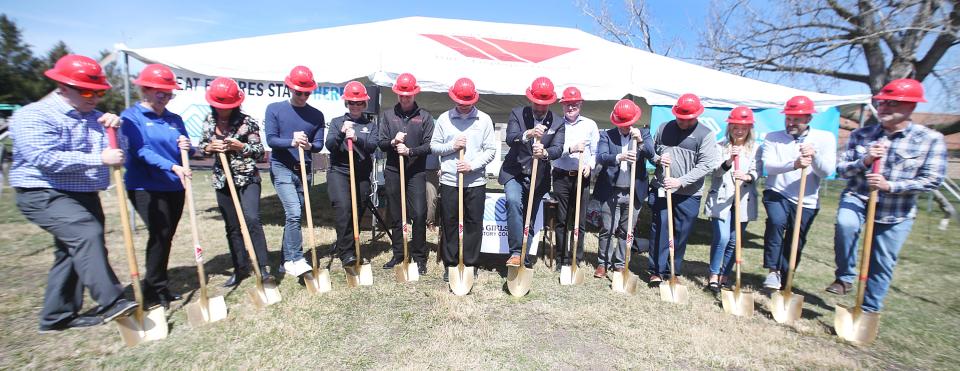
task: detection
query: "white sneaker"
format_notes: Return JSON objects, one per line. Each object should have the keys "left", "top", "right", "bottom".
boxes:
{"left": 763, "top": 271, "right": 781, "bottom": 289}
{"left": 283, "top": 259, "right": 311, "bottom": 277}
{"left": 294, "top": 259, "right": 313, "bottom": 276}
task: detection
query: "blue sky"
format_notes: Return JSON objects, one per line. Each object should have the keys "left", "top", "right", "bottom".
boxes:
{"left": 1, "top": 0, "right": 951, "bottom": 112}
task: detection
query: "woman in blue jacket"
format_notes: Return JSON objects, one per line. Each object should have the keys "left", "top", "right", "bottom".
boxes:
{"left": 120, "top": 64, "right": 191, "bottom": 309}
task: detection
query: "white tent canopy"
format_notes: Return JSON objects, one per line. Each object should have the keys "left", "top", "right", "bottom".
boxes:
{"left": 119, "top": 16, "right": 869, "bottom": 115}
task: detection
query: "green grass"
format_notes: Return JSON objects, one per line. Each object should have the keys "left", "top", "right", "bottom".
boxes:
{"left": 0, "top": 171, "right": 957, "bottom": 369}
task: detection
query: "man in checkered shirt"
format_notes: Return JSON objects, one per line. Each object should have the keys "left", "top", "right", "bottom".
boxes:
{"left": 827, "top": 78, "right": 947, "bottom": 314}
{"left": 9, "top": 55, "right": 137, "bottom": 332}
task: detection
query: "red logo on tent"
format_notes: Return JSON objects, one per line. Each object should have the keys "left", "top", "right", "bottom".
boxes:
{"left": 421, "top": 34, "right": 577, "bottom": 63}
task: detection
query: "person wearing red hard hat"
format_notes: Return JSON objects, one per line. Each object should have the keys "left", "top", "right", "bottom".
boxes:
{"left": 592, "top": 99, "right": 656, "bottom": 278}
{"left": 648, "top": 93, "right": 721, "bottom": 284}
{"left": 198, "top": 77, "right": 274, "bottom": 287}
{"left": 119, "top": 63, "right": 191, "bottom": 308}
{"left": 379, "top": 73, "right": 435, "bottom": 274}
{"left": 263, "top": 66, "right": 325, "bottom": 278}
{"left": 758, "top": 95, "right": 836, "bottom": 290}
{"left": 430, "top": 77, "right": 498, "bottom": 281}
{"left": 827, "top": 79, "right": 946, "bottom": 316}
{"left": 703, "top": 106, "right": 759, "bottom": 292}
{"left": 549, "top": 87, "right": 599, "bottom": 271}
{"left": 325, "top": 81, "right": 379, "bottom": 268}
{"left": 9, "top": 54, "right": 138, "bottom": 332}
{"left": 501, "top": 77, "right": 566, "bottom": 268}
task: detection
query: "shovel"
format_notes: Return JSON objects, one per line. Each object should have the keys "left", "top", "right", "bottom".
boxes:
{"left": 769, "top": 166, "right": 808, "bottom": 324}
{"left": 449, "top": 150, "right": 475, "bottom": 295}
{"left": 181, "top": 149, "right": 227, "bottom": 326}
{"left": 560, "top": 154, "right": 586, "bottom": 286}
{"left": 107, "top": 127, "right": 168, "bottom": 346}
{"left": 612, "top": 138, "right": 640, "bottom": 294}
{"left": 721, "top": 154, "right": 754, "bottom": 317}
{"left": 344, "top": 138, "right": 373, "bottom": 287}
{"left": 394, "top": 154, "right": 420, "bottom": 282}
{"left": 218, "top": 152, "right": 281, "bottom": 308}
{"left": 659, "top": 165, "right": 689, "bottom": 304}
{"left": 298, "top": 146, "right": 332, "bottom": 294}
{"left": 834, "top": 160, "right": 883, "bottom": 346}
{"left": 507, "top": 139, "right": 541, "bottom": 297}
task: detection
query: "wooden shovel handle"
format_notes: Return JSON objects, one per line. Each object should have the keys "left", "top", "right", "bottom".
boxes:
{"left": 181, "top": 149, "right": 209, "bottom": 303}
{"left": 217, "top": 152, "right": 265, "bottom": 290}
{"left": 853, "top": 159, "right": 883, "bottom": 314}
{"left": 346, "top": 139, "right": 362, "bottom": 270}
{"left": 519, "top": 138, "right": 540, "bottom": 261}
{"left": 298, "top": 146, "right": 319, "bottom": 276}
{"left": 107, "top": 127, "right": 145, "bottom": 319}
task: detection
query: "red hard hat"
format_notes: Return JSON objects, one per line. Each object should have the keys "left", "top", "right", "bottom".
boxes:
{"left": 782, "top": 95, "right": 816, "bottom": 115}
{"left": 559, "top": 87, "right": 583, "bottom": 103}
{"left": 610, "top": 99, "right": 642, "bottom": 127}
{"left": 43, "top": 54, "right": 111, "bottom": 90}
{"left": 525, "top": 76, "right": 557, "bottom": 105}
{"left": 205, "top": 77, "right": 244, "bottom": 109}
{"left": 448, "top": 77, "right": 479, "bottom": 105}
{"left": 343, "top": 81, "right": 370, "bottom": 102}
{"left": 285, "top": 66, "right": 317, "bottom": 93}
{"left": 671, "top": 93, "right": 704, "bottom": 119}
{"left": 873, "top": 78, "right": 926, "bottom": 103}
{"left": 133, "top": 64, "right": 181, "bottom": 90}
{"left": 392, "top": 73, "right": 421, "bottom": 96}
{"left": 726, "top": 106, "right": 755, "bottom": 125}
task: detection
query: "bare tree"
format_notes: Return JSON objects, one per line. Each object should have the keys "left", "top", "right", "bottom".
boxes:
{"left": 699, "top": 0, "right": 960, "bottom": 132}
{"left": 576, "top": 0, "right": 684, "bottom": 57}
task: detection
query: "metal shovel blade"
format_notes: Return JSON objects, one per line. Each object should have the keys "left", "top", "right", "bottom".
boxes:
{"left": 246, "top": 282, "right": 282, "bottom": 309}
{"left": 559, "top": 265, "right": 573, "bottom": 285}
{"left": 659, "top": 281, "right": 689, "bottom": 304}
{"left": 185, "top": 295, "right": 227, "bottom": 326}
{"left": 834, "top": 304, "right": 881, "bottom": 346}
{"left": 116, "top": 307, "right": 168, "bottom": 346}
{"left": 720, "top": 289, "right": 755, "bottom": 317}
{"left": 448, "top": 266, "right": 475, "bottom": 296}
{"left": 345, "top": 264, "right": 374, "bottom": 287}
{"left": 611, "top": 271, "right": 639, "bottom": 295}
{"left": 769, "top": 290, "right": 804, "bottom": 324}
{"left": 304, "top": 269, "right": 332, "bottom": 294}
{"left": 506, "top": 266, "right": 533, "bottom": 297}
{"left": 394, "top": 262, "right": 420, "bottom": 283}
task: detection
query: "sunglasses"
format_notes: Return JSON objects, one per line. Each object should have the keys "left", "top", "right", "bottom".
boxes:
{"left": 154, "top": 91, "right": 176, "bottom": 100}
{"left": 294, "top": 91, "right": 311, "bottom": 97}
{"left": 877, "top": 100, "right": 902, "bottom": 107}
{"left": 347, "top": 101, "right": 366, "bottom": 106}
{"left": 67, "top": 85, "right": 107, "bottom": 98}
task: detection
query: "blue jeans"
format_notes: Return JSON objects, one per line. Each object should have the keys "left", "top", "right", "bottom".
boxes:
{"left": 648, "top": 191, "right": 701, "bottom": 277}
{"left": 833, "top": 193, "right": 915, "bottom": 312}
{"left": 597, "top": 189, "right": 640, "bottom": 269}
{"left": 504, "top": 176, "right": 548, "bottom": 264}
{"left": 762, "top": 190, "right": 818, "bottom": 274}
{"left": 269, "top": 160, "right": 310, "bottom": 263}
{"left": 709, "top": 211, "right": 748, "bottom": 276}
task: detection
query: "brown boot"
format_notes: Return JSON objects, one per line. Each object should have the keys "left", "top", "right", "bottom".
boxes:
{"left": 506, "top": 255, "right": 521, "bottom": 267}
{"left": 594, "top": 265, "right": 606, "bottom": 278}
{"left": 825, "top": 280, "right": 853, "bottom": 295}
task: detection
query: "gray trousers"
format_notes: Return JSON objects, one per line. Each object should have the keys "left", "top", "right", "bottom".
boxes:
{"left": 596, "top": 188, "right": 640, "bottom": 269}
{"left": 15, "top": 188, "right": 124, "bottom": 327}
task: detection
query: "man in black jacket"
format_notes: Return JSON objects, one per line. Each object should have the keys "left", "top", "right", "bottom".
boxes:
{"left": 378, "top": 73, "right": 434, "bottom": 275}
{"left": 501, "top": 77, "right": 566, "bottom": 267}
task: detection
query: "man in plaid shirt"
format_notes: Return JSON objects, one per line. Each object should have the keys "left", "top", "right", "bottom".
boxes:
{"left": 827, "top": 78, "right": 947, "bottom": 314}
{"left": 10, "top": 55, "right": 137, "bottom": 332}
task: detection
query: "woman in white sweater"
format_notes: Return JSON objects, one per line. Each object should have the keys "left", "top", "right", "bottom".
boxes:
{"left": 703, "top": 107, "right": 759, "bottom": 292}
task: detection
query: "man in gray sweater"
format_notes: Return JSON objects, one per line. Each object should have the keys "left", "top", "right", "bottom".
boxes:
{"left": 648, "top": 93, "right": 720, "bottom": 283}
{"left": 430, "top": 77, "right": 497, "bottom": 281}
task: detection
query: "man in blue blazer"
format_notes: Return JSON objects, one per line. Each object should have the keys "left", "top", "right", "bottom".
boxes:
{"left": 592, "top": 99, "right": 655, "bottom": 278}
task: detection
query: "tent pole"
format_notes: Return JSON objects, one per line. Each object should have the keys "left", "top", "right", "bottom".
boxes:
{"left": 123, "top": 52, "right": 131, "bottom": 109}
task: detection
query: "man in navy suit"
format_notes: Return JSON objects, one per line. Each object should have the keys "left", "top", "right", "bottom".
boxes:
{"left": 500, "top": 77, "right": 566, "bottom": 267}
{"left": 592, "top": 99, "right": 655, "bottom": 278}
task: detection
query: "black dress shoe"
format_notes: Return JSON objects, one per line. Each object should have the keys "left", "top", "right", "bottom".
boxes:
{"left": 262, "top": 273, "right": 277, "bottom": 285}
{"left": 382, "top": 256, "right": 402, "bottom": 269}
{"left": 223, "top": 271, "right": 250, "bottom": 288}
{"left": 160, "top": 291, "right": 182, "bottom": 302}
{"left": 38, "top": 315, "right": 104, "bottom": 333}
{"left": 342, "top": 256, "right": 357, "bottom": 268}
{"left": 101, "top": 298, "right": 138, "bottom": 322}
{"left": 443, "top": 268, "right": 449, "bottom": 282}
{"left": 417, "top": 261, "right": 428, "bottom": 275}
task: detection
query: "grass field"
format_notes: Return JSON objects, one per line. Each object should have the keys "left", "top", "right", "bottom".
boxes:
{"left": 0, "top": 170, "right": 956, "bottom": 369}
